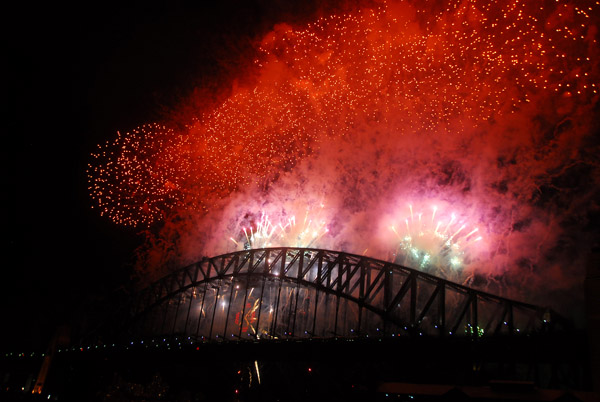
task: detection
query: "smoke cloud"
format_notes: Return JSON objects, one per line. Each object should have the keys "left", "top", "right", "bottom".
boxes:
{"left": 92, "top": 0, "right": 599, "bottom": 320}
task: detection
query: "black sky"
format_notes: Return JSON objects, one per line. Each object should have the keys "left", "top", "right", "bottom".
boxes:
{"left": 3, "top": 0, "right": 354, "bottom": 352}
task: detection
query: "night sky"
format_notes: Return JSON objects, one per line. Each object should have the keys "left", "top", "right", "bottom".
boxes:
{"left": 3, "top": 0, "right": 328, "bottom": 351}
{"left": 0, "top": 0, "right": 598, "bottom": 351}
{"left": 4, "top": 0, "right": 363, "bottom": 353}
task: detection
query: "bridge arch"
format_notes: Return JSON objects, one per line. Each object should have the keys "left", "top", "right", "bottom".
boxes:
{"left": 124, "top": 248, "right": 556, "bottom": 342}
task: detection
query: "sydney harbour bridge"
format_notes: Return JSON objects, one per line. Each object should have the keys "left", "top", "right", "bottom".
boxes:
{"left": 117, "top": 247, "right": 561, "bottom": 342}
{"left": 14, "top": 247, "right": 592, "bottom": 401}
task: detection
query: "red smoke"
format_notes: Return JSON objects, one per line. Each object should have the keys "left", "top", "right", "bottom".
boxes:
{"left": 89, "top": 0, "right": 600, "bottom": 316}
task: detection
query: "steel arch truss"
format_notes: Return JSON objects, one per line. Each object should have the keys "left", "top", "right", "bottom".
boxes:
{"left": 126, "top": 248, "right": 559, "bottom": 341}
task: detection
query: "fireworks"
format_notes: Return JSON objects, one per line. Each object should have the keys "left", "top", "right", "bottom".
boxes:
{"left": 89, "top": 0, "right": 598, "bottom": 230}
{"left": 389, "top": 204, "right": 482, "bottom": 277}
{"left": 87, "top": 123, "right": 191, "bottom": 226}
{"left": 230, "top": 209, "right": 329, "bottom": 250}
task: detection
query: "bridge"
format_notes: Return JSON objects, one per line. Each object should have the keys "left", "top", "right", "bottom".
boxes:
{"left": 17, "top": 248, "right": 585, "bottom": 399}
{"left": 117, "top": 247, "right": 564, "bottom": 342}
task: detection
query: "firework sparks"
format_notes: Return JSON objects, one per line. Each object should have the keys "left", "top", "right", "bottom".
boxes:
{"left": 87, "top": 123, "right": 191, "bottom": 226}
{"left": 90, "top": 0, "right": 599, "bottom": 311}
{"left": 88, "top": 0, "right": 598, "bottom": 228}
{"left": 389, "top": 204, "right": 482, "bottom": 278}
{"left": 230, "top": 208, "right": 329, "bottom": 251}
